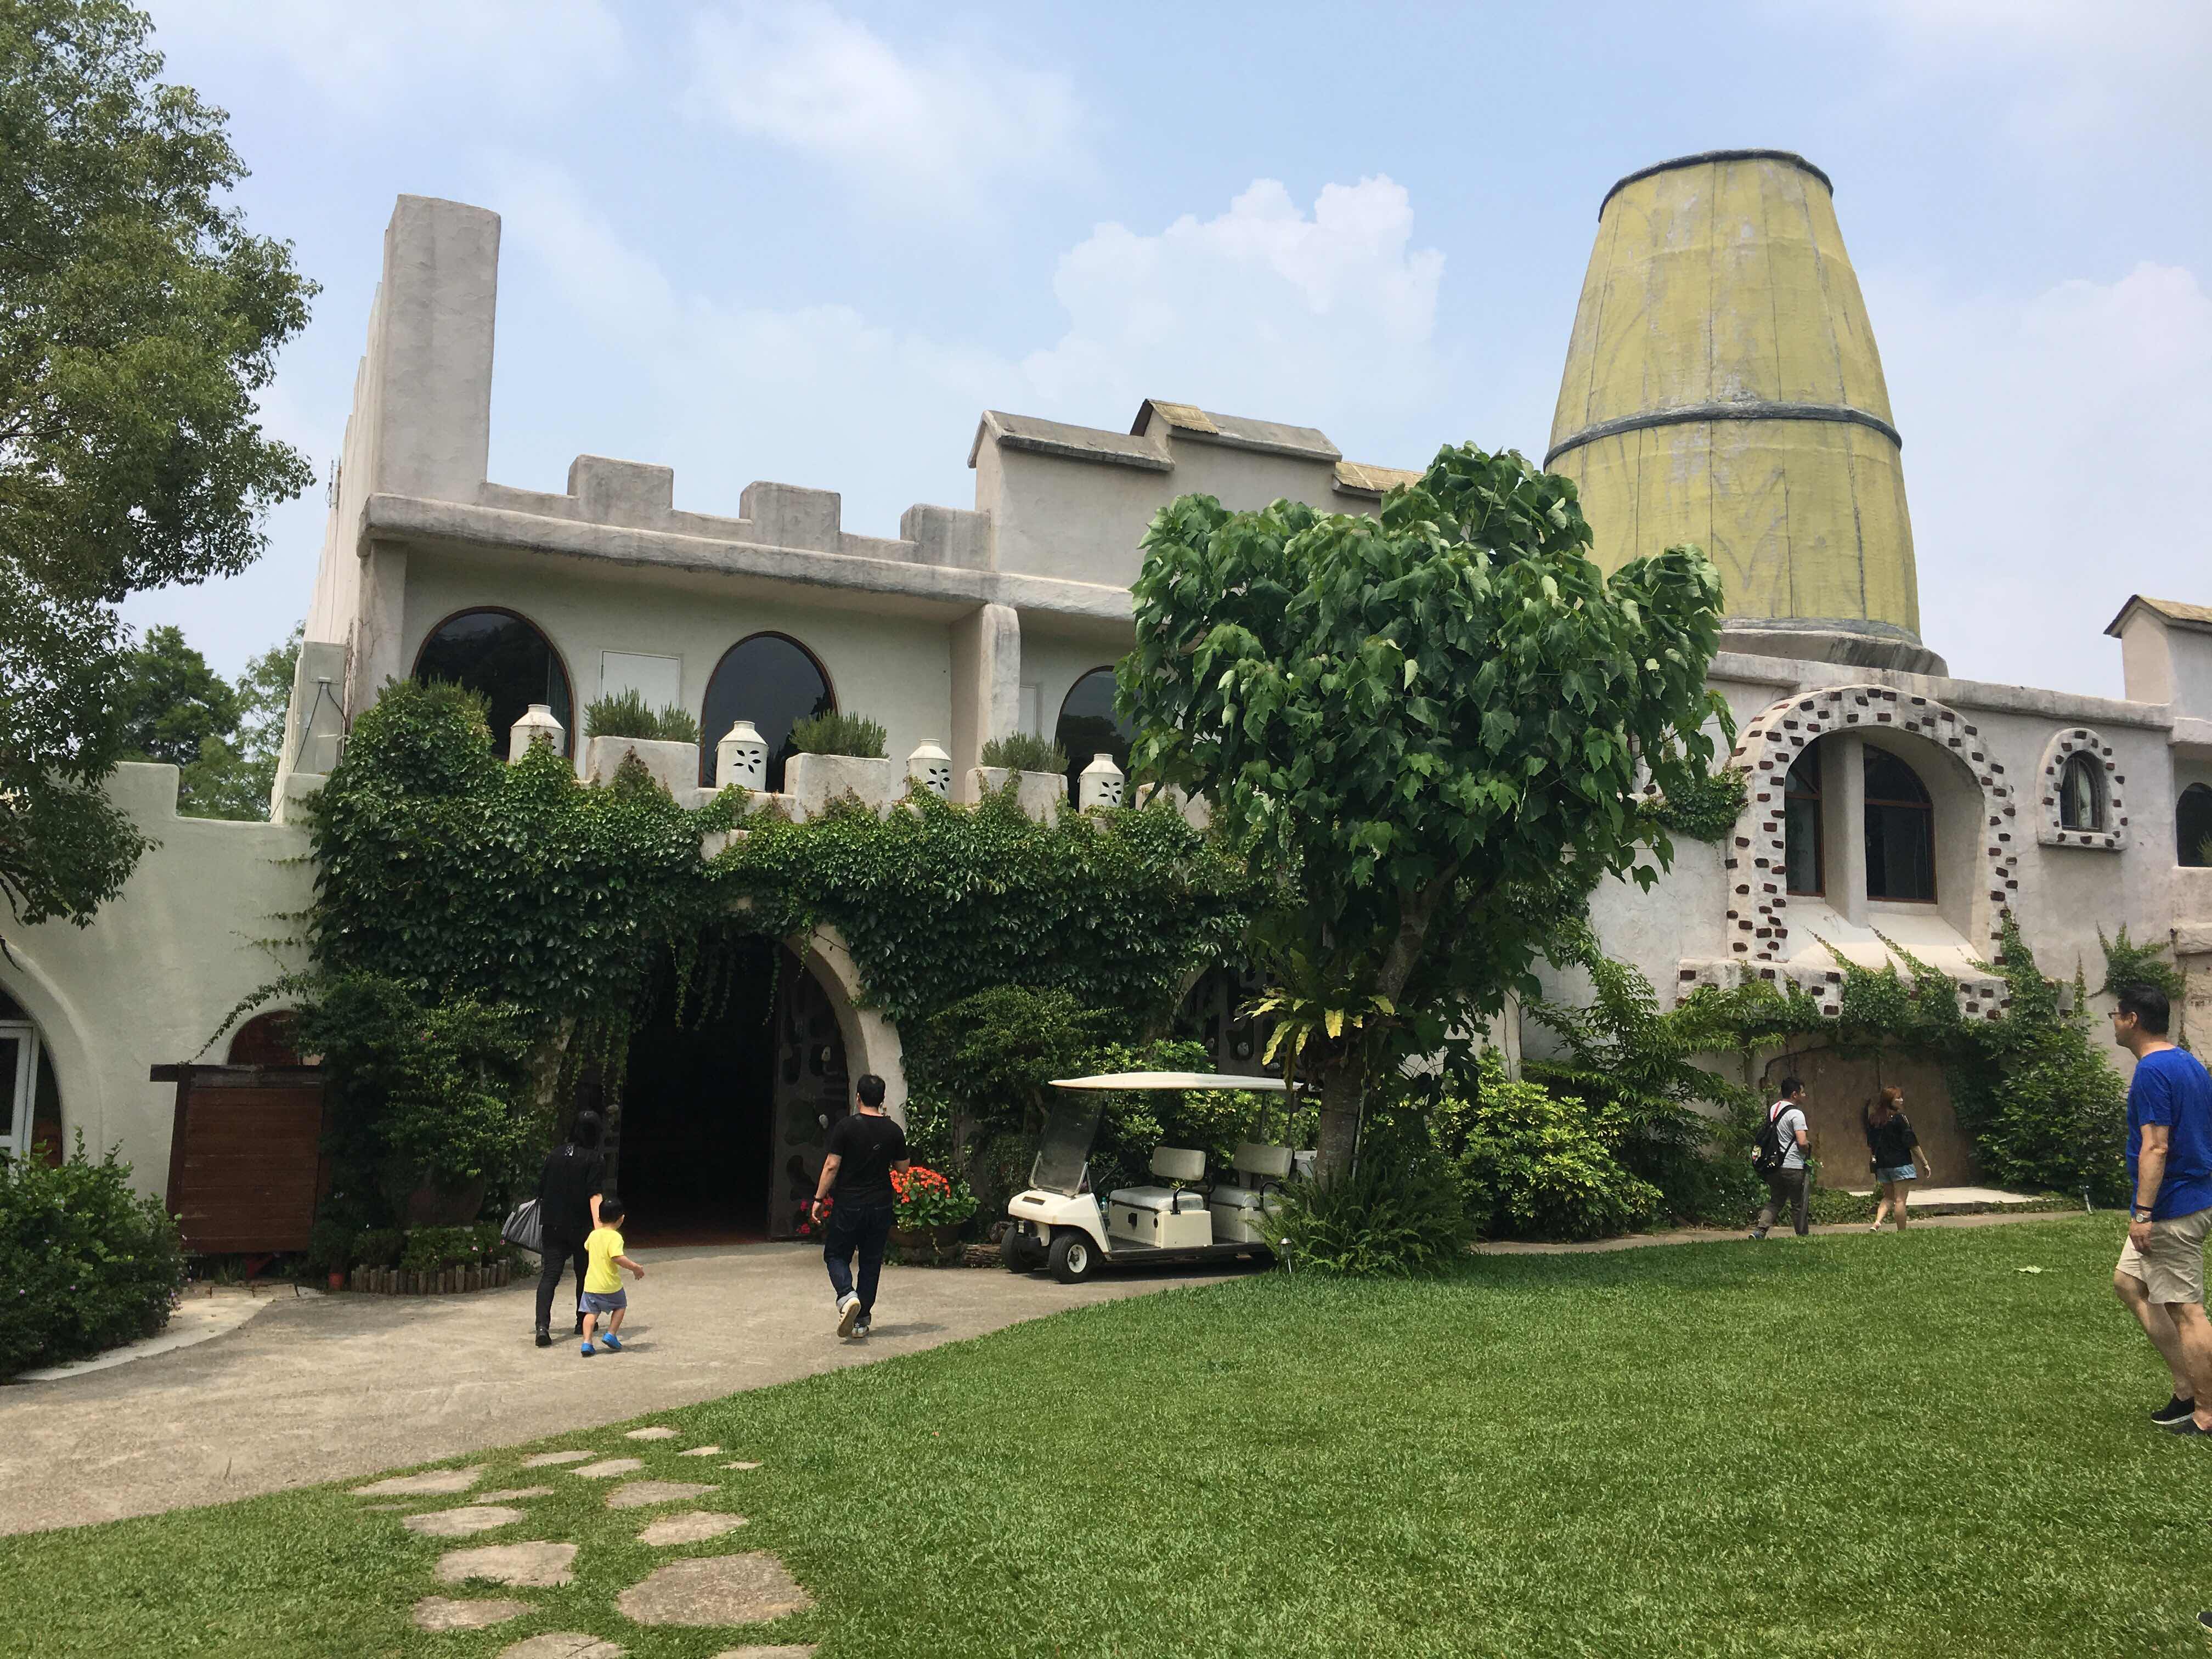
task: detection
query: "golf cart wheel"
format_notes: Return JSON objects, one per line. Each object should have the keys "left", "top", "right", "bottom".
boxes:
{"left": 1047, "top": 1232, "right": 1097, "bottom": 1284}
{"left": 1002, "top": 1233, "right": 1041, "bottom": 1273}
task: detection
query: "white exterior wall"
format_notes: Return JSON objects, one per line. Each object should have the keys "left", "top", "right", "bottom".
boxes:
{"left": 1, "top": 767, "right": 314, "bottom": 1192}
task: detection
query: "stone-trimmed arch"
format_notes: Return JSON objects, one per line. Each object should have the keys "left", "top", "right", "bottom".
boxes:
{"left": 1727, "top": 684, "right": 2019, "bottom": 964}
{"left": 794, "top": 924, "right": 907, "bottom": 1127}
{"left": 2035, "top": 726, "right": 2127, "bottom": 850}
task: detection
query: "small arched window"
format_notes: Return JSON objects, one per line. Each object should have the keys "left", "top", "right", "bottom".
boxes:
{"left": 2181, "top": 783, "right": 2212, "bottom": 868}
{"left": 227, "top": 1012, "right": 305, "bottom": 1067}
{"left": 1864, "top": 747, "right": 1936, "bottom": 902}
{"left": 414, "top": 608, "right": 573, "bottom": 757}
{"left": 2059, "top": 753, "right": 2104, "bottom": 831}
{"left": 1783, "top": 744, "right": 1824, "bottom": 896}
{"left": 699, "top": 633, "right": 834, "bottom": 791}
{"left": 1054, "top": 668, "right": 1136, "bottom": 803}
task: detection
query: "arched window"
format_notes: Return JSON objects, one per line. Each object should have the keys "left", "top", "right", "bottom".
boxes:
{"left": 1054, "top": 668, "right": 1135, "bottom": 803}
{"left": 1783, "top": 744, "right": 1824, "bottom": 896}
{"left": 227, "top": 1012, "right": 305, "bottom": 1067}
{"left": 413, "top": 608, "right": 573, "bottom": 757}
{"left": 2181, "top": 783, "right": 2212, "bottom": 868}
{"left": 2059, "top": 753, "right": 2104, "bottom": 831}
{"left": 1864, "top": 747, "right": 1936, "bottom": 902}
{"left": 698, "top": 633, "right": 834, "bottom": 791}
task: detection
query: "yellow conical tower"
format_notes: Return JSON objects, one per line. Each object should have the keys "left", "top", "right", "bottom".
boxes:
{"left": 1549, "top": 150, "right": 1929, "bottom": 664}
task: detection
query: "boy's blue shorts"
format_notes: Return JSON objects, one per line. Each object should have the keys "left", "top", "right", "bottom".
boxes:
{"left": 580, "top": 1289, "right": 627, "bottom": 1314}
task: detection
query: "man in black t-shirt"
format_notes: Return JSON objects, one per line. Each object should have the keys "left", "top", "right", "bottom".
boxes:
{"left": 812, "top": 1074, "right": 910, "bottom": 1338}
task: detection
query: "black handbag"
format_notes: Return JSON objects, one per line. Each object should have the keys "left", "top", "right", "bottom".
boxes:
{"left": 500, "top": 1197, "right": 543, "bottom": 1253}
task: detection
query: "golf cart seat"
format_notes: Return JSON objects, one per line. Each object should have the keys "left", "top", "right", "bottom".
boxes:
{"left": 1209, "top": 1143, "right": 1293, "bottom": 1243}
{"left": 1108, "top": 1146, "right": 1209, "bottom": 1215}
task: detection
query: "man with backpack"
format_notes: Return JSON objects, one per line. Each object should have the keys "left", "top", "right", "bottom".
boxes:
{"left": 1749, "top": 1076, "right": 1812, "bottom": 1239}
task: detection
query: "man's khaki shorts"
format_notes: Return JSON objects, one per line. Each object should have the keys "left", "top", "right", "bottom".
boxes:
{"left": 2117, "top": 1205, "right": 2212, "bottom": 1306}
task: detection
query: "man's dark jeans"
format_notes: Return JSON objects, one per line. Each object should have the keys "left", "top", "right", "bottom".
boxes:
{"left": 1755, "top": 1168, "right": 1810, "bottom": 1237}
{"left": 824, "top": 1201, "right": 895, "bottom": 1315}
{"left": 535, "top": 1232, "right": 589, "bottom": 1332}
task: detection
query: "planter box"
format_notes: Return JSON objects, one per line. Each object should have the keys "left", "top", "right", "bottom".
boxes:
{"left": 346, "top": 1260, "right": 512, "bottom": 1295}
{"left": 585, "top": 735, "right": 701, "bottom": 797}
{"left": 787, "top": 752, "right": 894, "bottom": 820}
{"left": 889, "top": 1223, "right": 966, "bottom": 1266}
{"left": 969, "top": 766, "right": 1067, "bottom": 821}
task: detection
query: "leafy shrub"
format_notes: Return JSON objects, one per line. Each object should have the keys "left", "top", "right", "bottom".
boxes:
{"left": 398, "top": 1223, "right": 508, "bottom": 1273}
{"left": 0, "top": 1137, "right": 184, "bottom": 1380}
{"left": 584, "top": 689, "right": 701, "bottom": 744}
{"left": 789, "top": 710, "right": 887, "bottom": 759}
{"left": 1273, "top": 1123, "right": 1469, "bottom": 1276}
{"left": 890, "top": 1165, "right": 977, "bottom": 1231}
{"left": 980, "top": 732, "right": 1068, "bottom": 773}
{"left": 352, "top": 1227, "right": 404, "bottom": 1269}
{"left": 1431, "top": 1051, "right": 1662, "bottom": 1241}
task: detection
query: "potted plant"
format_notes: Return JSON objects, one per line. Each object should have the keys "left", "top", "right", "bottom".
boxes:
{"left": 889, "top": 1165, "right": 977, "bottom": 1263}
{"left": 785, "top": 711, "right": 893, "bottom": 817}
{"left": 582, "top": 689, "right": 703, "bottom": 795}
{"left": 973, "top": 732, "right": 1068, "bottom": 817}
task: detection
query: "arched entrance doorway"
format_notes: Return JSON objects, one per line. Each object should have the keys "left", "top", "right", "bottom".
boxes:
{"left": 0, "top": 984, "right": 63, "bottom": 1165}
{"left": 611, "top": 940, "right": 850, "bottom": 1243}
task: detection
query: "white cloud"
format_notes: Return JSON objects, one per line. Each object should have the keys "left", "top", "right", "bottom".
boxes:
{"left": 1022, "top": 177, "right": 1446, "bottom": 426}
{"left": 1867, "top": 261, "right": 2212, "bottom": 696}
{"left": 146, "top": 0, "right": 627, "bottom": 113}
{"left": 682, "top": 2, "right": 1084, "bottom": 212}
{"left": 484, "top": 165, "right": 1451, "bottom": 532}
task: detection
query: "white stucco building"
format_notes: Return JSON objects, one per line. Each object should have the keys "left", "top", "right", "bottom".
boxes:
{"left": 7, "top": 156, "right": 2210, "bottom": 1236}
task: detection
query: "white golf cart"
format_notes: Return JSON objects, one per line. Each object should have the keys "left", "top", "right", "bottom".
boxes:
{"left": 999, "top": 1071, "right": 1300, "bottom": 1283}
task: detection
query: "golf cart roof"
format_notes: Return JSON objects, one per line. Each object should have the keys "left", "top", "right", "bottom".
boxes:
{"left": 1047, "top": 1071, "right": 1297, "bottom": 1092}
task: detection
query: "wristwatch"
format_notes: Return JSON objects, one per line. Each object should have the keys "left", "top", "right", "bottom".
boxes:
{"left": 2132, "top": 1205, "right": 2156, "bottom": 1221}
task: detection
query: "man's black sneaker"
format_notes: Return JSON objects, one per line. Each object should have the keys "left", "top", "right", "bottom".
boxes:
{"left": 2152, "top": 1393, "right": 2196, "bottom": 1427}
{"left": 853, "top": 1319, "right": 871, "bottom": 1338}
{"left": 2162, "top": 1413, "right": 2209, "bottom": 1436}
{"left": 534, "top": 1329, "right": 553, "bottom": 1349}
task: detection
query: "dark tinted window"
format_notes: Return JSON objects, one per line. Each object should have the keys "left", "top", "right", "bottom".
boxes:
{"left": 1864, "top": 747, "right": 1934, "bottom": 901}
{"left": 1055, "top": 668, "right": 1134, "bottom": 802}
{"left": 414, "top": 609, "right": 572, "bottom": 757}
{"left": 699, "top": 633, "right": 834, "bottom": 791}
{"left": 2059, "top": 753, "right": 2103, "bottom": 831}
{"left": 2181, "top": 783, "right": 2212, "bottom": 867}
{"left": 1784, "top": 744, "right": 1823, "bottom": 896}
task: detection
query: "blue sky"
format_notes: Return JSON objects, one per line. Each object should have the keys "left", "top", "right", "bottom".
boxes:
{"left": 127, "top": 0, "right": 2211, "bottom": 698}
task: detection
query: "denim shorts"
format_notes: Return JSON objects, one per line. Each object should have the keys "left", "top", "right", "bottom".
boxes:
{"left": 1875, "top": 1164, "right": 1917, "bottom": 1183}
{"left": 580, "top": 1289, "right": 627, "bottom": 1314}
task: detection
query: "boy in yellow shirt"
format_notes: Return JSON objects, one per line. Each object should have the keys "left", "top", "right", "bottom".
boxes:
{"left": 579, "top": 1197, "right": 645, "bottom": 1356}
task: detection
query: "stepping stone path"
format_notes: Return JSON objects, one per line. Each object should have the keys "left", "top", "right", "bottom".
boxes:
{"left": 435, "top": 1541, "right": 578, "bottom": 1589}
{"left": 678, "top": 1446, "right": 722, "bottom": 1457}
{"left": 618, "top": 1553, "right": 814, "bottom": 1627}
{"left": 498, "top": 1636, "right": 624, "bottom": 1659}
{"left": 354, "top": 1465, "right": 483, "bottom": 1497}
{"left": 522, "top": 1450, "right": 598, "bottom": 1468}
{"left": 723, "top": 1462, "right": 762, "bottom": 1471}
{"left": 413, "top": 1596, "right": 531, "bottom": 1632}
{"left": 480, "top": 1486, "right": 555, "bottom": 1503}
{"left": 638, "top": 1510, "right": 749, "bottom": 1545}
{"left": 625, "top": 1426, "right": 679, "bottom": 1440}
{"left": 606, "top": 1481, "right": 714, "bottom": 1510}
{"left": 402, "top": 1504, "right": 526, "bottom": 1538}
{"left": 570, "top": 1458, "right": 645, "bottom": 1479}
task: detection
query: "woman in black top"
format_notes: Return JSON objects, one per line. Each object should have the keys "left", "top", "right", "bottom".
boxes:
{"left": 533, "top": 1111, "right": 606, "bottom": 1347}
{"left": 1863, "top": 1087, "right": 1931, "bottom": 1232}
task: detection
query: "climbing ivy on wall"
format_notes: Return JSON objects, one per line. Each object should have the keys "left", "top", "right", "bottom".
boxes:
{"left": 252, "top": 680, "right": 1260, "bottom": 1214}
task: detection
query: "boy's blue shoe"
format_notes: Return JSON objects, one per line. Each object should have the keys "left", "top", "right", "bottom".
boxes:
{"left": 601, "top": 1333, "right": 623, "bottom": 1352}
{"left": 579, "top": 1341, "right": 596, "bottom": 1356}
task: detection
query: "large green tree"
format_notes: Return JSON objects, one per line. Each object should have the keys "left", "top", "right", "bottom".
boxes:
{"left": 1120, "top": 444, "right": 1728, "bottom": 1179}
{"left": 1, "top": 0, "right": 314, "bottom": 932}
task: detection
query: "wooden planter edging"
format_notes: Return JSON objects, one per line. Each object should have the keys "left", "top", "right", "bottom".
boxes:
{"left": 347, "top": 1261, "right": 514, "bottom": 1296}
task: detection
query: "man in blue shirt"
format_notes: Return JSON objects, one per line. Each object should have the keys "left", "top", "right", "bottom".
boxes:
{"left": 2109, "top": 984, "right": 2212, "bottom": 1434}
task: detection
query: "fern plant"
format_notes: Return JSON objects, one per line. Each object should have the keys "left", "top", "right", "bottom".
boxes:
{"left": 584, "top": 689, "right": 701, "bottom": 744}
{"left": 789, "top": 710, "right": 887, "bottom": 759}
{"left": 980, "top": 732, "right": 1068, "bottom": 773}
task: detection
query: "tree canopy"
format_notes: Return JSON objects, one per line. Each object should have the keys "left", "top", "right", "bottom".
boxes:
{"left": 111, "top": 622, "right": 298, "bottom": 820}
{"left": 1119, "top": 442, "right": 1728, "bottom": 1176}
{"left": 0, "top": 0, "right": 314, "bottom": 932}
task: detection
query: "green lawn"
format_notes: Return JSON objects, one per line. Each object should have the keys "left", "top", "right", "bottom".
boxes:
{"left": 7, "top": 1214, "right": 2207, "bottom": 1658}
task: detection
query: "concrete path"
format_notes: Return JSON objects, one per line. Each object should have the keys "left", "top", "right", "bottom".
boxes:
{"left": 0, "top": 1243, "right": 1242, "bottom": 1537}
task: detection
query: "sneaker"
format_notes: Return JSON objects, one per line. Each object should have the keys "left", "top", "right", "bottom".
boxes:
{"left": 574, "top": 1313, "right": 585, "bottom": 1336}
{"left": 2152, "top": 1394, "right": 2197, "bottom": 1427}
{"left": 2162, "top": 1413, "right": 2208, "bottom": 1436}
{"left": 852, "top": 1318, "right": 871, "bottom": 1338}
{"left": 579, "top": 1341, "right": 596, "bottom": 1357}
{"left": 1746, "top": 1231, "right": 1766, "bottom": 1242}
{"left": 836, "top": 1293, "right": 862, "bottom": 1336}
{"left": 534, "top": 1329, "right": 552, "bottom": 1349}
{"left": 601, "top": 1333, "right": 623, "bottom": 1353}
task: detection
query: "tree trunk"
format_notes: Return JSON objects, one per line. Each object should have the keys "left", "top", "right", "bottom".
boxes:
{"left": 1315, "top": 1059, "right": 1365, "bottom": 1184}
